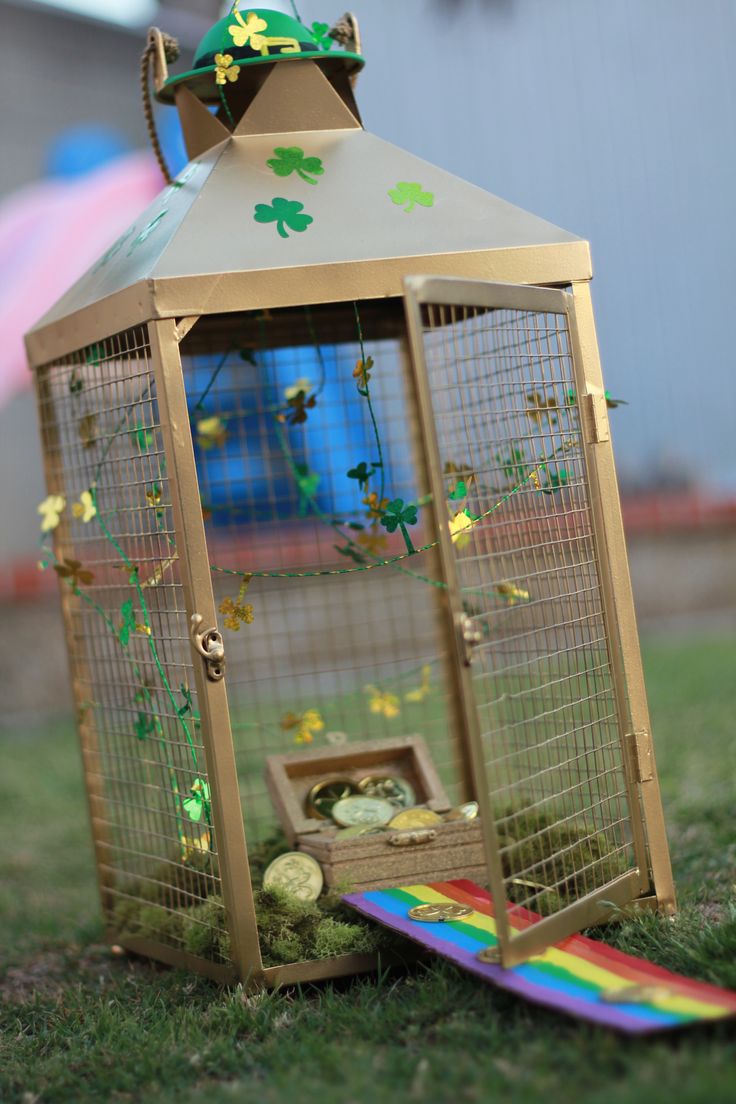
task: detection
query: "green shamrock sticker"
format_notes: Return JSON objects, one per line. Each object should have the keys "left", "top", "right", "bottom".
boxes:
{"left": 254, "top": 198, "right": 314, "bottom": 238}
{"left": 311, "top": 21, "right": 334, "bottom": 50}
{"left": 380, "top": 498, "right": 418, "bottom": 554}
{"left": 183, "top": 778, "right": 211, "bottom": 823}
{"left": 388, "top": 182, "right": 434, "bottom": 213}
{"left": 267, "top": 147, "right": 325, "bottom": 185}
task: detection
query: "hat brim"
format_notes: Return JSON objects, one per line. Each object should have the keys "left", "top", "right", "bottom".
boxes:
{"left": 157, "top": 51, "right": 365, "bottom": 105}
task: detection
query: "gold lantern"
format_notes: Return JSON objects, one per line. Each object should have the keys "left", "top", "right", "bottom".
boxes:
{"left": 27, "top": 8, "right": 674, "bottom": 985}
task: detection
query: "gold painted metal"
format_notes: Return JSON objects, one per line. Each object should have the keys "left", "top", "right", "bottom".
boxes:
{"left": 387, "top": 829, "right": 438, "bottom": 848}
{"left": 150, "top": 318, "right": 264, "bottom": 981}
{"left": 402, "top": 275, "right": 675, "bottom": 967}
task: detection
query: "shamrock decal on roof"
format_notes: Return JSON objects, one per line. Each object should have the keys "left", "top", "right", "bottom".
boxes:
{"left": 254, "top": 198, "right": 314, "bottom": 239}
{"left": 388, "top": 182, "right": 435, "bottom": 213}
{"left": 267, "top": 147, "right": 325, "bottom": 185}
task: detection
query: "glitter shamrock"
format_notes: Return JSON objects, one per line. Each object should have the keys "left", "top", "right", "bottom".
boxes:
{"left": 228, "top": 6, "right": 268, "bottom": 49}
{"left": 78, "top": 413, "right": 97, "bottom": 449}
{"left": 54, "top": 558, "right": 94, "bottom": 588}
{"left": 145, "top": 484, "right": 162, "bottom": 507}
{"left": 214, "top": 52, "right": 240, "bottom": 84}
{"left": 279, "top": 388, "right": 316, "bottom": 425}
{"left": 131, "top": 421, "right": 153, "bottom": 452}
{"left": 267, "top": 146, "right": 325, "bottom": 185}
{"left": 541, "top": 468, "right": 569, "bottom": 495}
{"left": 380, "top": 498, "right": 418, "bottom": 554}
{"left": 72, "top": 490, "right": 97, "bottom": 523}
{"left": 219, "top": 577, "right": 254, "bottom": 631}
{"left": 388, "top": 182, "right": 434, "bottom": 213}
{"left": 134, "top": 711, "right": 158, "bottom": 741}
{"left": 254, "top": 198, "right": 313, "bottom": 239}
{"left": 363, "top": 492, "right": 389, "bottom": 520}
{"left": 495, "top": 582, "right": 530, "bottom": 606}
{"left": 38, "top": 494, "right": 66, "bottom": 532}
{"left": 183, "top": 829, "right": 211, "bottom": 858}
{"left": 497, "top": 447, "right": 527, "bottom": 485}
{"left": 405, "top": 664, "right": 432, "bottom": 703}
{"left": 284, "top": 377, "right": 313, "bottom": 401}
{"left": 183, "top": 778, "right": 211, "bottom": 823}
{"left": 280, "top": 709, "right": 325, "bottom": 745}
{"left": 526, "top": 391, "right": 558, "bottom": 427}
{"left": 364, "top": 685, "right": 401, "bottom": 719}
{"left": 356, "top": 527, "right": 388, "bottom": 556}
{"left": 197, "top": 415, "right": 228, "bottom": 450}
{"left": 118, "top": 599, "right": 137, "bottom": 646}
{"left": 294, "top": 463, "right": 320, "bottom": 516}
{"left": 449, "top": 508, "right": 475, "bottom": 547}
{"left": 353, "top": 355, "right": 373, "bottom": 394}
{"left": 347, "top": 461, "right": 374, "bottom": 491}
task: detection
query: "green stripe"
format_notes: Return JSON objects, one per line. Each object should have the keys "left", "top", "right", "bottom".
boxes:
{"left": 381, "top": 887, "right": 498, "bottom": 947}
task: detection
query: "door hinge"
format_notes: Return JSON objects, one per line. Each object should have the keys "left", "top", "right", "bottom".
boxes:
{"left": 455, "top": 612, "right": 482, "bottom": 666}
{"left": 581, "top": 392, "right": 611, "bottom": 444}
{"left": 190, "top": 614, "right": 226, "bottom": 681}
{"left": 625, "top": 730, "right": 654, "bottom": 783}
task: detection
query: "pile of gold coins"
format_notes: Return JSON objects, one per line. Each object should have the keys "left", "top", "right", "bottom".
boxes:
{"left": 306, "top": 773, "right": 478, "bottom": 837}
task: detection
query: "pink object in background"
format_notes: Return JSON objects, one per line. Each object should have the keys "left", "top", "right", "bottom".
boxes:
{"left": 0, "top": 151, "right": 163, "bottom": 409}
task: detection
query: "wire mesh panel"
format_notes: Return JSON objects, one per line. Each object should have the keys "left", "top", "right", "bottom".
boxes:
{"left": 404, "top": 280, "right": 642, "bottom": 949}
{"left": 35, "top": 328, "right": 229, "bottom": 970}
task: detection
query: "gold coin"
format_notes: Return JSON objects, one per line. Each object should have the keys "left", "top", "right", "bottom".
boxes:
{"left": 388, "top": 807, "right": 442, "bottom": 830}
{"left": 331, "top": 795, "right": 396, "bottom": 827}
{"left": 263, "top": 851, "right": 324, "bottom": 902}
{"left": 306, "top": 777, "right": 360, "bottom": 820}
{"left": 358, "top": 774, "right": 416, "bottom": 808}
{"left": 408, "top": 902, "right": 474, "bottom": 923}
{"left": 444, "top": 801, "right": 480, "bottom": 822}
{"left": 599, "top": 985, "right": 675, "bottom": 1006}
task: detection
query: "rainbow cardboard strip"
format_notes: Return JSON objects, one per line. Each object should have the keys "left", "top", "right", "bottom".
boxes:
{"left": 343, "top": 880, "right": 736, "bottom": 1033}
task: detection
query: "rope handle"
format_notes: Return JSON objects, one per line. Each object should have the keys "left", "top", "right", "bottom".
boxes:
{"left": 140, "top": 27, "right": 180, "bottom": 185}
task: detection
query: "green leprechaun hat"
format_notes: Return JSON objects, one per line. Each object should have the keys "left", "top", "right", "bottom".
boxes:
{"left": 157, "top": 6, "right": 364, "bottom": 104}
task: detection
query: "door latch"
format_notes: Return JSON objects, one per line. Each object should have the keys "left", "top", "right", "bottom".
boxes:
{"left": 456, "top": 612, "right": 482, "bottom": 666}
{"left": 190, "top": 614, "right": 226, "bottom": 681}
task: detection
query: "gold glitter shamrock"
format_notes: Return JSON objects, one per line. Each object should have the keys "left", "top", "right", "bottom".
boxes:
{"left": 278, "top": 389, "right": 316, "bottom": 425}
{"left": 72, "top": 490, "right": 96, "bottom": 523}
{"left": 183, "top": 830, "right": 211, "bottom": 859}
{"left": 228, "top": 6, "right": 268, "bottom": 49}
{"left": 449, "top": 508, "right": 475, "bottom": 547}
{"left": 197, "top": 415, "right": 228, "bottom": 451}
{"left": 219, "top": 576, "right": 254, "bottom": 631}
{"left": 145, "top": 484, "right": 162, "bottom": 507}
{"left": 526, "top": 391, "right": 558, "bottom": 427}
{"left": 356, "top": 527, "right": 388, "bottom": 556}
{"left": 353, "top": 356, "right": 374, "bottom": 394}
{"left": 495, "top": 582, "right": 530, "bottom": 606}
{"left": 38, "top": 494, "right": 66, "bottom": 532}
{"left": 284, "top": 377, "right": 312, "bottom": 402}
{"left": 280, "top": 709, "right": 324, "bottom": 745}
{"left": 363, "top": 492, "right": 390, "bottom": 520}
{"left": 364, "top": 685, "right": 401, "bottom": 719}
{"left": 54, "top": 558, "right": 94, "bottom": 588}
{"left": 78, "top": 413, "right": 97, "bottom": 449}
{"left": 214, "top": 53, "right": 240, "bottom": 84}
{"left": 405, "top": 664, "right": 432, "bottom": 703}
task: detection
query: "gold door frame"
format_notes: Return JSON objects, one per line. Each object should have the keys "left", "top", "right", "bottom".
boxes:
{"left": 403, "top": 275, "right": 675, "bottom": 966}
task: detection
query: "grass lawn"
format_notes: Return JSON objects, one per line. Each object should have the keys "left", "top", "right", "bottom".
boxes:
{"left": 1, "top": 635, "right": 734, "bottom": 1103}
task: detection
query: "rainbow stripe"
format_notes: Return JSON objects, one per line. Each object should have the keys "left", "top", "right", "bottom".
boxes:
{"left": 343, "top": 880, "right": 736, "bottom": 1033}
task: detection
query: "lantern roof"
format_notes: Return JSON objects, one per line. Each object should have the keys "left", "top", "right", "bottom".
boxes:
{"left": 27, "top": 41, "right": 590, "bottom": 363}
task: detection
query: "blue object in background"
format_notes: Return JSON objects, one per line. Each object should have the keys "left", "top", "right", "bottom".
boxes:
{"left": 46, "top": 124, "right": 131, "bottom": 178}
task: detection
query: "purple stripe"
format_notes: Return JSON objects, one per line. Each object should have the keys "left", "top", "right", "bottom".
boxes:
{"left": 345, "top": 894, "right": 665, "bottom": 1035}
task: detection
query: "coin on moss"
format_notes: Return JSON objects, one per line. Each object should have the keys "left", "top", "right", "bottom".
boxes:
{"left": 388, "top": 807, "right": 443, "bottom": 830}
{"left": 444, "top": 801, "right": 479, "bottom": 821}
{"left": 358, "top": 774, "right": 416, "bottom": 808}
{"left": 331, "top": 795, "right": 396, "bottom": 827}
{"left": 263, "top": 851, "right": 324, "bottom": 902}
{"left": 306, "top": 777, "right": 360, "bottom": 820}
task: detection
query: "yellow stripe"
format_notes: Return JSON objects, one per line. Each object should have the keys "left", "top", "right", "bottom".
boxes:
{"left": 400, "top": 886, "right": 730, "bottom": 1018}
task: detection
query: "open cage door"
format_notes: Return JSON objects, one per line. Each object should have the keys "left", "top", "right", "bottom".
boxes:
{"left": 402, "top": 276, "right": 674, "bottom": 967}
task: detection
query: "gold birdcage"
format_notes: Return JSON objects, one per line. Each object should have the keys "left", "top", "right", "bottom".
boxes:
{"left": 27, "top": 9, "right": 674, "bottom": 985}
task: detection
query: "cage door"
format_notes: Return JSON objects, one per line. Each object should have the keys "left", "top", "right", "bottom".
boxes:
{"left": 403, "top": 276, "right": 659, "bottom": 966}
